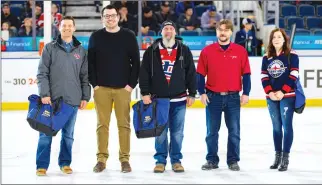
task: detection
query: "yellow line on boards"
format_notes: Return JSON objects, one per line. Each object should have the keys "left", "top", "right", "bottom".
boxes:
{"left": 2, "top": 99, "right": 322, "bottom": 111}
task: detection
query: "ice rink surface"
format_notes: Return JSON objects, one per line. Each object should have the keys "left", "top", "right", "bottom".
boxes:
{"left": 2, "top": 108, "right": 322, "bottom": 184}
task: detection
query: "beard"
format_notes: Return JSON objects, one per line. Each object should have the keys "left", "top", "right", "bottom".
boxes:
{"left": 162, "top": 34, "right": 175, "bottom": 48}
{"left": 219, "top": 36, "right": 229, "bottom": 43}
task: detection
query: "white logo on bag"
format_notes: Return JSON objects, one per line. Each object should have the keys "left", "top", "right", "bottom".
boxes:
{"left": 42, "top": 110, "right": 51, "bottom": 117}
{"left": 144, "top": 116, "right": 151, "bottom": 123}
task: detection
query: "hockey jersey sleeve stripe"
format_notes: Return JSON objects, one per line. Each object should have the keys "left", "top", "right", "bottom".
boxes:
{"left": 289, "top": 75, "right": 297, "bottom": 81}
{"left": 261, "top": 77, "right": 269, "bottom": 82}
{"left": 264, "top": 85, "right": 273, "bottom": 94}
{"left": 290, "top": 68, "right": 299, "bottom": 71}
{"left": 290, "top": 70, "right": 299, "bottom": 78}
{"left": 282, "top": 84, "right": 292, "bottom": 93}
{"left": 261, "top": 74, "right": 269, "bottom": 78}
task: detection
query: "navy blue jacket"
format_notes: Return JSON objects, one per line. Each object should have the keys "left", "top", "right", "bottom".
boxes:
{"left": 235, "top": 29, "right": 257, "bottom": 56}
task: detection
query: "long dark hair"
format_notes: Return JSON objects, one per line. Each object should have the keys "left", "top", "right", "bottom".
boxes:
{"left": 267, "top": 28, "right": 291, "bottom": 58}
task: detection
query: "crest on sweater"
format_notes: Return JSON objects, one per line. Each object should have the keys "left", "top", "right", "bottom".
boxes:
{"left": 159, "top": 43, "right": 177, "bottom": 83}
{"left": 267, "top": 59, "right": 287, "bottom": 78}
{"left": 74, "top": 53, "right": 80, "bottom": 60}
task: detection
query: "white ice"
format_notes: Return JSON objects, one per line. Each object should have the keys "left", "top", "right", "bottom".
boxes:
{"left": 2, "top": 108, "right": 322, "bottom": 184}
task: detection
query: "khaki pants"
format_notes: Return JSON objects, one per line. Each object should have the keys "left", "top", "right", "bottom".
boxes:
{"left": 94, "top": 87, "right": 131, "bottom": 163}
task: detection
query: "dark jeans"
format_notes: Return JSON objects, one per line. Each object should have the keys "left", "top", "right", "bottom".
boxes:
{"left": 154, "top": 101, "right": 186, "bottom": 166}
{"left": 205, "top": 92, "right": 241, "bottom": 165}
{"left": 36, "top": 106, "right": 78, "bottom": 169}
{"left": 267, "top": 97, "right": 295, "bottom": 153}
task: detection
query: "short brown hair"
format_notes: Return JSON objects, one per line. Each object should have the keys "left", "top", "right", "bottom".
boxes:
{"left": 216, "top": 19, "right": 233, "bottom": 32}
{"left": 267, "top": 28, "right": 290, "bottom": 58}
{"left": 61, "top": 16, "right": 75, "bottom": 26}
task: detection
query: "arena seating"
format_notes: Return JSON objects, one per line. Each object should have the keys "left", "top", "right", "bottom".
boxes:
{"left": 272, "top": 3, "right": 322, "bottom": 36}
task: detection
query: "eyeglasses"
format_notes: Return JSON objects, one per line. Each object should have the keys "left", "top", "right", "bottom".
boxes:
{"left": 103, "top": 14, "right": 118, "bottom": 19}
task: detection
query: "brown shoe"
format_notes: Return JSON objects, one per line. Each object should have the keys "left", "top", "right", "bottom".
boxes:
{"left": 36, "top": 168, "right": 47, "bottom": 176}
{"left": 172, "top": 163, "right": 184, "bottom": 173}
{"left": 93, "top": 162, "right": 106, "bottom": 173}
{"left": 61, "top": 166, "right": 73, "bottom": 174}
{"left": 153, "top": 163, "right": 165, "bottom": 173}
{"left": 121, "top": 161, "right": 132, "bottom": 173}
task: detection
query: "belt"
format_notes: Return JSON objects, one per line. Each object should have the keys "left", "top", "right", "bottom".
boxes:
{"left": 207, "top": 90, "right": 239, "bottom": 96}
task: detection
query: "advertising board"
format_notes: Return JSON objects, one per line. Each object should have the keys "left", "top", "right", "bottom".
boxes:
{"left": 1, "top": 57, "right": 321, "bottom": 110}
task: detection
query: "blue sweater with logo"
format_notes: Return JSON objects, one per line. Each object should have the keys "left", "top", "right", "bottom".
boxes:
{"left": 261, "top": 51, "right": 299, "bottom": 97}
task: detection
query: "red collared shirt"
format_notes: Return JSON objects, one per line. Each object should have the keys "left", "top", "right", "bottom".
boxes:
{"left": 197, "top": 42, "right": 251, "bottom": 92}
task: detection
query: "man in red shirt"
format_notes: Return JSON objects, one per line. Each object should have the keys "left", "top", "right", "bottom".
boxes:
{"left": 197, "top": 19, "right": 251, "bottom": 171}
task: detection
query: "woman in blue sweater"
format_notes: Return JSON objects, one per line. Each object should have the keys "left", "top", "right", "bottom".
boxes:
{"left": 261, "top": 28, "right": 299, "bottom": 172}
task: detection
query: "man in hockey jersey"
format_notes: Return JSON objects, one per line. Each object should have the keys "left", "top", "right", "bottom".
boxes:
{"left": 261, "top": 28, "right": 299, "bottom": 171}
{"left": 139, "top": 20, "right": 196, "bottom": 173}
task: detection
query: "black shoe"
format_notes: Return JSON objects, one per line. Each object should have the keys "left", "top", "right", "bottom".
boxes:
{"left": 270, "top": 151, "right": 282, "bottom": 169}
{"left": 228, "top": 162, "right": 240, "bottom": 171}
{"left": 201, "top": 161, "right": 218, "bottom": 170}
{"left": 278, "top": 152, "right": 289, "bottom": 172}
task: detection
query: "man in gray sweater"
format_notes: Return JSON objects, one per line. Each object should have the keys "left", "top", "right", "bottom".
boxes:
{"left": 36, "top": 16, "right": 91, "bottom": 176}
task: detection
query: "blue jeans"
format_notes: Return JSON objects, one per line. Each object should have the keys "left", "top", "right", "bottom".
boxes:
{"left": 154, "top": 101, "right": 186, "bottom": 165}
{"left": 36, "top": 106, "right": 78, "bottom": 169}
{"left": 267, "top": 97, "right": 295, "bottom": 153}
{"left": 205, "top": 92, "right": 241, "bottom": 165}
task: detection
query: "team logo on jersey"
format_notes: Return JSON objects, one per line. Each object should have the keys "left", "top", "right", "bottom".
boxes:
{"left": 267, "top": 59, "right": 287, "bottom": 78}
{"left": 162, "top": 59, "right": 175, "bottom": 82}
{"left": 162, "top": 59, "right": 175, "bottom": 74}
{"left": 74, "top": 53, "right": 80, "bottom": 60}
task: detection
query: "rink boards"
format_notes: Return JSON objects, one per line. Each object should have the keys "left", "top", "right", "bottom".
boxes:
{"left": 1, "top": 57, "right": 322, "bottom": 110}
